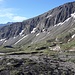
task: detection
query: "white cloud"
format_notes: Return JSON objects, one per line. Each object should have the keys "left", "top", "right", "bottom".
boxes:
{"left": 0, "top": 8, "right": 27, "bottom": 23}
{"left": 0, "top": 8, "right": 14, "bottom": 18}
{"left": 0, "top": 13, "right": 13, "bottom": 18}
{"left": 13, "top": 16, "right": 27, "bottom": 22}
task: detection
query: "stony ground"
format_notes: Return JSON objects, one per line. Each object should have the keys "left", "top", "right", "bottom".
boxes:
{"left": 0, "top": 53, "right": 75, "bottom": 75}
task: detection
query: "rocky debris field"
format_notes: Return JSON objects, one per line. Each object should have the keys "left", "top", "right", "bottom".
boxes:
{"left": 0, "top": 54, "right": 75, "bottom": 75}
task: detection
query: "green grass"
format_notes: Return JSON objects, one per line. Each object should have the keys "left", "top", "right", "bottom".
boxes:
{"left": 10, "top": 70, "right": 20, "bottom": 75}
{"left": 1, "top": 36, "right": 75, "bottom": 56}
{"left": 60, "top": 40, "right": 75, "bottom": 50}
{"left": 0, "top": 66, "right": 5, "bottom": 71}
{"left": 0, "top": 46, "right": 21, "bottom": 53}
{"left": 8, "top": 41, "right": 57, "bottom": 56}
{"left": 56, "top": 32, "right": 72, "bottom": 43}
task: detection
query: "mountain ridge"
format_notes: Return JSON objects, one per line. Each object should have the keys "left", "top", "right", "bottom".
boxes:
{"left": 0, "top": 1, "right": 75, "bottom": 46}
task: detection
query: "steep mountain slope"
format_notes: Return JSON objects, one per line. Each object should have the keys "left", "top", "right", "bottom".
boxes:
{"left": 0, "top": 1, "right": 75, "bottom": 46}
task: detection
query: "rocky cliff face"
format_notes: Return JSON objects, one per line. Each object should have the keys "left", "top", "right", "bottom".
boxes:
{"left": 0, "top": 1, "right": 75, "bottom": 46}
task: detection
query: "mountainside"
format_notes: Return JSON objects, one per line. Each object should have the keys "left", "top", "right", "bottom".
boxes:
{"left": 0, "top": 1, "right": 75, "bottom": 46}
{"left": 0, "top": 22, "right": 13, "bottom": 27}
{"left": 1, "top": 2, "right": 75, "bottom": 75}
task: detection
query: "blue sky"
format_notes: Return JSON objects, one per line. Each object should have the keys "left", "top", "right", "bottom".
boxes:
{"left": 0, "top": 0, "right": 74, "bottom": 24}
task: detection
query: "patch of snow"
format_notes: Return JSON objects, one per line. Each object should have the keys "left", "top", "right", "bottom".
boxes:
{"left": 42, "top": 29, "right": 46, "bottom": 33}
{"left": 54, "top": 17, "right": 71, "bottom": 27}
{"left": 46, "top": 15, "right": 52, "bottom": 18}
{"left": 19, "top": 29, "right": 24, "bottom": 36}
{"left": 13, "top": 36, "right": 20, "bottom": 39}
{"left": 72, "top": 34, "right": 75, "bottom": 38}
{"left": 3, "top": 40, "right": 7, "bottom": 44}
{"left": 14, "top": 35, "right": 28, "bottom": 45}
{"left": 57, "top": 23, "right": 63, "bottom": 26}
{"left": 31, "top": 28, "right": 37, "bottom": 33}
{"left": 0, "top": 53, "right": 5, "bottom": 55}
{"left": 71, "top": 12, "right": 75, "bottom": 18}
{"left": 65, "top": 17, "right": 71, "bottom": 22}
{"left": 4, "top": 40, "right": 7, "bottom": 42}
{"left": 61, "top": 18, "right": 70, "bottom": 24}
{"left": 36, "top": 33, "right": 40, "bottom": 36}
{"left": 54, "top": 22, "right": 63, "bottom": 27}
{"left": 13, "top": 36, "right": 17, "bottom": 39}
{"left": 14, "top": 37, "right": 16, "bottom": 39}
{"left": 54, "top": 25, "right": 57, "bottom": 27}
{"left": 42, "top": 29, "right": 45, "bottom": 32}
{"left": 0, "top": 38, "right": 6, "bottom": 41}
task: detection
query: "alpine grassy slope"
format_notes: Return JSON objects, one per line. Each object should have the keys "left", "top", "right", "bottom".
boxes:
{"left": 0, "top": 1, "right": 75, "bottom": 75}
